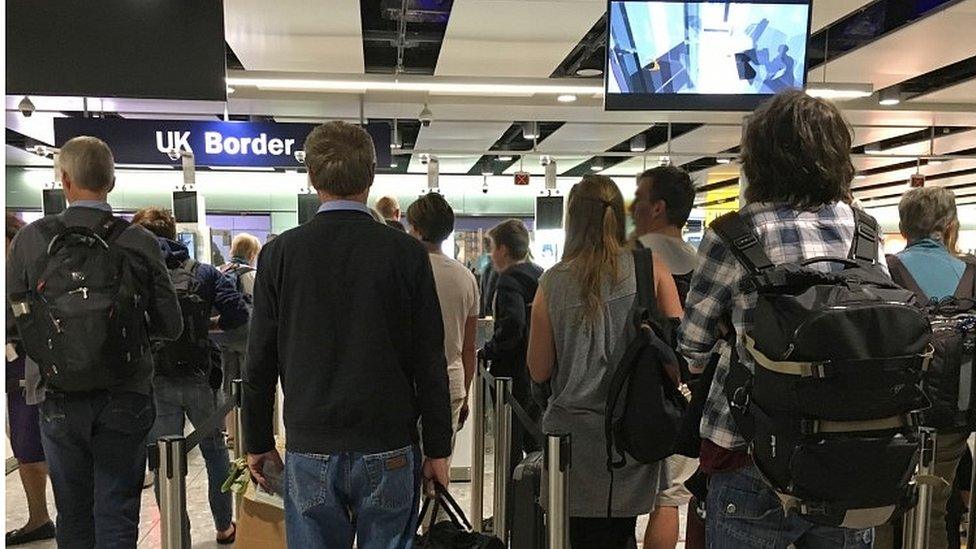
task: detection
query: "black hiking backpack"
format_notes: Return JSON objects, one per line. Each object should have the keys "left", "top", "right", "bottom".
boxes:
{"left": 711, "top": 209, "right": 933, "bottom": 529}
{"left": 9, "top": 214, "right": 150, "bottom": 392}
{"left": 220, "top": 262, "right": 255, "bottom": 304}
{"left": 605, "top": 249, "right": 689, "bottom": 469}
{"left": 153, "top": 258, "right": 212, "bottom": 377}
{"left": 887, "top": 255, "right": 976, "bottom": 431}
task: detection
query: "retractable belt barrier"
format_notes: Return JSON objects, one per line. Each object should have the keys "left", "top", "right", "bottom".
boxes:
{"left": 149, "top": 378, "right": 244, "bottom": 549}
{"left": 472, "top": 357, "right": 571, "bottom": 548}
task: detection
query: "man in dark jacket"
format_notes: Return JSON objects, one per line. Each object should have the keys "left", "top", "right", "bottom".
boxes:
{"left": 483, "top": 219, "right": 545, "bottom": 461}
{"left": 6, "top": 137, "right": 183, "bottom": 548}
{"left": 243, "top": 122, "right": 452, "bottom": 548}
{"left": 133, "top": 207, "right": 249, "bottom": 545}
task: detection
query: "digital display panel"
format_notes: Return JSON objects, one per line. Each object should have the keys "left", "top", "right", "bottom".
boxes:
{"left": 605, "top": 0, "right": 812, "bottom": 110}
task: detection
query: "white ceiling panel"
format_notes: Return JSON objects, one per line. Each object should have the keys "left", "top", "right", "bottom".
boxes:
{"left": 407, "top": 154, "right": 486, "bottom": 174}
{"left": 811, "top": 0, "right": 874, "bottom": 32}
{"left": 224, "top": 0, "right": 364, "bottom": 73}
{"left": 6, "top": 145, "right": 53, "bottom": 167}
{"left": 502, "top": 155, "right": 591, "bottom": 175}
{"left": 435, "top": 0, "right": 605, "bottom": 77}
{"left": 604, "top": 125, "right": 743, "bottom": 176}
{"left": 809, "top": 1, "right": 976, "bottom": 91}
{"left": 856, "top": 169, "right": 976, "bottom": 201}
{"left": 853, "top": 128, "right": 976, "bottom": 171}
{"left": 537, "top": 123, "right": 648, "bottom": 153}
{"left": 909, "top": 78, "right": 976, "bottom": 104}
{"left": 409, "top": 120, "right": 512, "bottom": 173}
{"left": 854, "top": 158, "right": 976, "bottom": 190}
{"left": 6, "top": 111, "right": 63, "bottom": 145}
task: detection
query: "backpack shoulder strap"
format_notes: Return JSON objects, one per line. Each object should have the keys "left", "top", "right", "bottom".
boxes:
{"left": 954, "top": 259, "right": 976, "bottom": 300}
{"left": 633, "top": 248, "right": 657, "bottom": 314}
{"left": 886, "top": 254, "right": 927, "bottom": 300}
{"left": 849, "top": 208, "right": 879, "bottom": 263}
{"left": 710, "top": 211, "right": 774, "bottom": 275}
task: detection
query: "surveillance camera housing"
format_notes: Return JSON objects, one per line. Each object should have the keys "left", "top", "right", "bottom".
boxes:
{"left": 166, "top": 149, "right": 182, "bottom": 161}
{"left": 294, "top": 150, "right": 306, "bottom": 163}
{"left": 418, "top": 104, "right": 433, "bottom": 127}
{"left": 18, "top": 96, "right": 34, "bottom": 118}
{"left": 420, "top": 154, "right": 430, "bottom": 166}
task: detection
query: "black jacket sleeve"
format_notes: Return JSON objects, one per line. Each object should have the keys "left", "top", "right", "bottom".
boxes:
{"left": 409, "top": 248, "right": 453, "bottom": 459}
{"left": 208, "top": 266, "right": 250, "bottom": 331}
{"left": 483, "top": 282, "right": 526, "bottom": 361}
{"left": 243, "top": 244, "right": 279, "bottom": 455}
{"left": 134, "top": 229, "right": 183, "bottom": 341}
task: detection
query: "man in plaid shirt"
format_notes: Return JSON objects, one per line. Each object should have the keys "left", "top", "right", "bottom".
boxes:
{"left": 677, "top": 89, "right": 882, "bottom": 548}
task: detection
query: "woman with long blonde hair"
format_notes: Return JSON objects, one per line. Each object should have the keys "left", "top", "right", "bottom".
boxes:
{"left": 527, "top": 175, "right": 682, "bottom": 547}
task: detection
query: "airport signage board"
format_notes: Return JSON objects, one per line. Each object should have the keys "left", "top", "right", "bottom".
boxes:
{"left": 53, "top": 118, "right": 392, "bottom": 168}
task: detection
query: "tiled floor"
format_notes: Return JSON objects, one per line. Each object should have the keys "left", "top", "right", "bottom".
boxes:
{"left": 6, "top": 447, "right": 686, "bottom": 548}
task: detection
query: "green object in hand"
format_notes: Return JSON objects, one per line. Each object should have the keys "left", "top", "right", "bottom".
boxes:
{"left": 222, "top": 457, "right": 250, "bottom": 494}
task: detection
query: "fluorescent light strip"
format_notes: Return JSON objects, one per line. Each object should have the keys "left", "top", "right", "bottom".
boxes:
{"left": 226, "top": 77, "right": 603, "bottom": 96}
{"left": 805, "top": 82, "right": 874, "bottom": 100}
{"left": 209, "top": 166, "right": 276, "bottom": 172}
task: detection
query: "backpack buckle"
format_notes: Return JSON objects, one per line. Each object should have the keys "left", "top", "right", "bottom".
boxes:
{"left": 734, "top": 233, "right": 760, "bottom": 250}
{"left": 800, "top": 501, "right": 827, "bottom": 516}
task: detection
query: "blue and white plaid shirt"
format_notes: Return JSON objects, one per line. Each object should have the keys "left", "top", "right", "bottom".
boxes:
{"left": 677, "top": 201, "right": 887, "bottom": 450}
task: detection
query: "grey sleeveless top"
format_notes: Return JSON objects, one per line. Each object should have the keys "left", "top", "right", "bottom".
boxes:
{"left": 539, "top": 252, "right": 666, "bottom": 517}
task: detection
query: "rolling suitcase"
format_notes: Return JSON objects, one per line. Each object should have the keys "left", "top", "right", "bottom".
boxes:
{"left": 511, "top": 451, "right": 545, "bottom": 549}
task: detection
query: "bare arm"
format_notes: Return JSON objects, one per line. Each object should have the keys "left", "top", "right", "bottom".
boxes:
{"left": 652, "top": 256, "right": 683, "bottom": 319}
{"left": 527, "top": 287, "right": 556, "bottom": 383}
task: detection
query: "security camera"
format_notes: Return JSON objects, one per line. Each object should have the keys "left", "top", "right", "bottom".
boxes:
{"left": 540, "top": 155, "right": 552, "bottom": 167}
{"left": 418, "top": 104, "right": 433, "bottom": 127}
{"left": 482, "top": 185, "right": 489, "bottom": 194}
{"left": 19, "top": 96, "right": 35, "bottom": 118}
{"left": 167, "top": 148, "right": 182, "bottom": 161}
{"left": 294, "top": 150, "right": 306, "bottom": 164}
{"left": 420, "top": 154, "right": 430, "bottom": 166}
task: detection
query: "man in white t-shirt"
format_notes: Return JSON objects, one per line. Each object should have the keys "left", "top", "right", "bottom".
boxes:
{"left": 406, "top": 193, "right": 480, "bottom": 438}
{"left": 631, "top": 165, "right": 700, "bottom": 549}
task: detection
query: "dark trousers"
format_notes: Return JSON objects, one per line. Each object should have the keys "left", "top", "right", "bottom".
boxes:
{"left": 569, "top": 516, "right": 638, "bottom": 549}
{"left": 39, "top": 391, "right": 155, "bottom": 549}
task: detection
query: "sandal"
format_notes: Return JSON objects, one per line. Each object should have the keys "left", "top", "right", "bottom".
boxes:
{"left": 6, "top": 521, "right": 56, "bottom": 546}
{"left": 216, "top": 522, "right": 236, "bottom": 545}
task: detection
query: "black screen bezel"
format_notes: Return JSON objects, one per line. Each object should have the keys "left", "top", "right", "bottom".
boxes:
{"left": 603, "top": 0, "right": 813, "bottom": 111}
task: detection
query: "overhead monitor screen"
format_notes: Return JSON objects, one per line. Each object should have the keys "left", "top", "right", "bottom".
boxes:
{"left": 605, "top": 0, "right": 812, "bottom": 110}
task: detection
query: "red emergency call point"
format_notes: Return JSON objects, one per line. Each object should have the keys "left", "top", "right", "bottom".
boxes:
{"left": 514, "top": 171, "right": 531, "bottom": 186}
{"left": 910, "top": 173, "right": 925, "bottom": 188}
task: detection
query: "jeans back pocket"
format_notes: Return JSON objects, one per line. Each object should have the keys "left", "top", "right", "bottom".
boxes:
{"left": 362, "top": 445, "right": 417, "bottom": 512}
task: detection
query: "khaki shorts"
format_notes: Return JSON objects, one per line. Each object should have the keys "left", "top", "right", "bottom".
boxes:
{"left": 656, "top": 455, "right": 698, "bottom": 507}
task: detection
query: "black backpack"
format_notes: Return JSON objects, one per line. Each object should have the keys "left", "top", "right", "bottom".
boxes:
{"left": 605, "top": 249, "right": 688, "bottom": 469}
{"left": 712, "top": 209, "right": 932, "bottom": 529}
{"left": 9, "top": 213, "right": 150, "bottom": 392}
{"left": 887, "top": 255, "right": 976, "bottom": 431}
{"left": 154, "top": 258, "right": 212, "bottom": 377}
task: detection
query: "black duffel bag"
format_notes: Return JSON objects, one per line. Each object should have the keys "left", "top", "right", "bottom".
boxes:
{"left": 416, "top": 484, "right": 504, "bottom": 549}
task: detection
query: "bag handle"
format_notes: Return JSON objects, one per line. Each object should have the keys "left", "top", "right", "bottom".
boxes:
{"left": 430, "top": 483, "right": 473, "bottom": 531}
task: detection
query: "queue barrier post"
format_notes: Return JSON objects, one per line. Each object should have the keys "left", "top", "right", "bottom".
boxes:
{"left": 231, "top": 379, "right": 245, "bottom": 460}
{"left": 471, "top": 364, "right": 487, "bottom": 532}
{"left": 968, "top": 433, "right": 976, "bottom": 548}
{"left": 545, "top": 433, "right": 571, "bottom": 549}
{"left": 155, "top": 435, "right": 188, "bottom": 549}
{"left": 904, "top": 427, "right": 937, "bottom": 549}
{"left": 493, "top": 376, "right": 514, "bottom": 543}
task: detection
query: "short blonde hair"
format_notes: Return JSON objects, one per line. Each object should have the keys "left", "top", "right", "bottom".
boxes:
{"left": 230, "top": 233, "right": 261, "bottom": 262}
{"left": 375, "top": 196, "right": 400, "bottom": 219}
{"left": 899, "top": 187, "right": 958, "bottom": 244}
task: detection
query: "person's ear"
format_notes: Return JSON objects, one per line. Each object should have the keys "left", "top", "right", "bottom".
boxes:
{"left": 106, "top": 176, "right": 116, "bottom": 194}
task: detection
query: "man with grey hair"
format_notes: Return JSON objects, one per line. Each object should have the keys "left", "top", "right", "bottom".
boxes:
{"left": 880, "top": 186, "right": 973, "bottom": 549}
{"left": 243, "top": 122, "right": 452, "bottom": 548}
{"left": 6, "top": 136, "right": 182, "bottom": 548}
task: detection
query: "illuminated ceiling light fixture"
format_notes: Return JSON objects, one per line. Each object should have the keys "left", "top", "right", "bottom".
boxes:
{"left": 716, "top": 157, "right": 732, "bottom": 164}
{"left": 481, "top": 162, "right": 493, "bottom": 176}
{"left": 226, "top": 86, "right": 236, "bottom": 94}
{"left": 225, "top": 76, "right": 603, "bottom": 96}
{"left": 864, "top": 142, "right": 882, "bottom": 155}
{"left": 522, "top": 122, "right": 539, "bottom": 140}
{"left": 879, "top": 87, "right": 901, "bottom": 106}
{"left": 497, "top": 155, "right": 513, "bottom": 162}
{"left": 630, "top": 134, "right": 646, "bottom": 152}
{"left": 805, "top": 82, "right": 873, "bottom": 100}
{"left": 590, "top": 158, "right": 603, "bottom": 172}
{"left": 854, "top": 174, "right": 867, "bottom": 180}
{"left": 557, "top": 94, "right": 577, "bottom": 103}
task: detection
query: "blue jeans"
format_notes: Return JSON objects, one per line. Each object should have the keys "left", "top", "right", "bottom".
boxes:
{"left": 707, "top": 465, "right": 874, "bottom": 549}
{"left": 285, "top": 445, "right": 422, "bottom": 549}
{"left": 149, "top": 375, "right": 233, "bottom": 542}
{"left": 39, "top": 391, "right": 155, "bottom": 549}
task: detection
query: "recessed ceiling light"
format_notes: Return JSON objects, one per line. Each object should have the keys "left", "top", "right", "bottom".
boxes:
{"left": 576, "top": 68, "right": 603, "bottom": 77}
{"left": 716, "top": 158, "right": 732, "bottom": 164}
{"left": 497, "top": 155, "right": 513, "bottom": 162}
{"left": 522, "top": 122, "right": 539, "bottom": 140}
{"left": 805, "top": 82, "right": 873, "bottom": 100}
{"left": 630, "top": 135, "right": 646, "bottom": 152}
{"left": 879, "top": 87, "right": 901, "bottom": 106}
{"left": 854, "top": 174, "right": 867, "bottom": 180}
{"left": 557, "top": 94, "right": 577, "bottom": 103}
{"left": 390, "top": 162, "right": 398, "bottom": 168}
{"left": 226, "top": 86, "right": 235, "bottom": 94}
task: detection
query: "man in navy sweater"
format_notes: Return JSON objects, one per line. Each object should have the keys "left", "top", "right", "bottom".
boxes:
{"left": 243, "top": 121, "right": 453, "bottom": 548}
